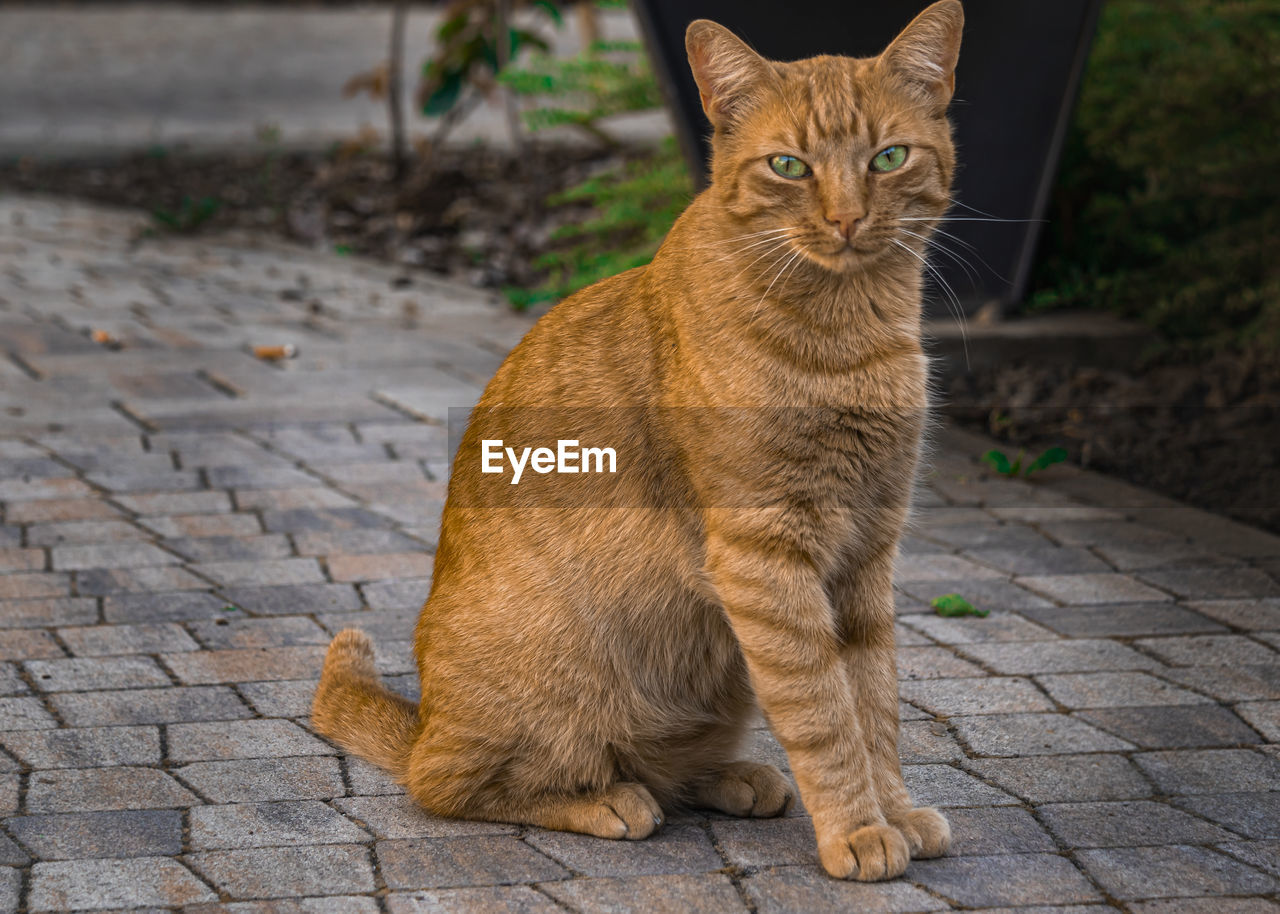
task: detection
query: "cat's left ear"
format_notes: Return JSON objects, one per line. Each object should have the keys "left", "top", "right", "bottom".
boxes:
{"left": 686, "top": 20, "right": 774, "bottom": 129}
{"left": 879, "top": 0, "right": 964, "bottom": 109}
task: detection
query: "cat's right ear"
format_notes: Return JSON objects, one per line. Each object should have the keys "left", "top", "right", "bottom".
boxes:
{"left": 686, "top": 21, "right": 772, "bottom": 129}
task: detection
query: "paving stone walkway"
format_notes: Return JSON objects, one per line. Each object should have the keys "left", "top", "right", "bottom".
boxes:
{"left": 0, "top": 194, "right": 1278, "bottom": 913}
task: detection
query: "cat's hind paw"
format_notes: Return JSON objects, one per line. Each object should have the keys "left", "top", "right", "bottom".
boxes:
{"left": 889, "top": 806, "right": 951, "bottom": 859}
{"left": 577, "top": 782, "right": 665, "bottom": 841}
{"left": 694, "top": 761, "right": 793, "bottom": 818}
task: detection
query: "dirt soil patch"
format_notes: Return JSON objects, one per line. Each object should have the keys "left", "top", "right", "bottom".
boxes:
{"left": 0, "top": 145, "right": 635, "bottom": 294}
{"left": 3, "top": 148, "right": 1277, "bottom": 535}
{"left": 943, "top": 352, "right": 1279, "bottom": 534}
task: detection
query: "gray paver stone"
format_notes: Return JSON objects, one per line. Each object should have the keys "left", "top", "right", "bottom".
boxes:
{"left": 1038, "top": 800, "right": 1237, "bottom": 848}
{"left": 187, "top": 843, "right": 376, "bottom": 899}
{"left": 56, "top": 622, "right": 201, "bottom": 655}
{"left": 907, "top": 852, "right": 1102, "bottom": 907}
{"left": 713, "top": 817, "right": 815, "bottom": 868}
{"left": 903, "top": 764, "right": 1020, "bottom": 807}
{"left": 1035, "top": 671, "right": 1211, "bottom": 709}
{"left": 0, "top": 725, "right": 160, "bottom": 768}
{"left": 953, "top": 713, "right": 1135, "bottom": 757}
{"left": 1134, "top": 749, "right": 1280, "bottom": 795}
{"left": 386, "top": 886, "right": 562, "bottom": 914}
{"left": 167, "top": 719, "right": 330, "bottom": 762}
{"left": 943, "top": 807, "right": 1057, "bottom": 856}
{"left": 0, "top": 696, "right": 57, "bottom": 730}
{"left": 376, "top": 836, "right": 569, "bottom": 890}
{"left": 524, "top": 824, "right": 722, "bottom": 877}
{"left": 899, "top": 677, "right": 1052, "bottom": 716}
{"left": 1078, "top": 705, "right": 1262, "bottom": 749}
{"left": 1128, "top": 899, "right": 1280, "bottom": 914}
{"left": 7, "top": 809, "right": 182, "bottom": 859}
{"left": 163, "top": 645, "right": 327, "bottom": 684}
{"left": 28, "top": 857, "right": 216, "bottom": 911}
{"left": 743, "top": 866, "right": 943, "bottom": 913}
{"left": 25, "top": 655, "right": 171, "bottom": 691}
{"left": 1174, "top": 792, "right": 1280, "bottom": 840}
{"left": 50, "top": 685, "right": 253, "bottom": 726}
{"left": 957, "top": 639, "right": 1160, "bottom": 674}
{"left": 1077, "top": 845, "right": 1276, "bottom": 899}
{"left": 1136, "top": 634, "right": 1278, "bottom": 667}
{"left": 332, "top": 795, "right": 517, "bottom": 839}
{"left": 964, "top": 755, "right": 1153, "bottom": 803}
{"left": 176, "top": 757, "right": 345, "bottom": 803}
{"left": 189, "top": 800, "right": 369, "bottom": 849}
{"left": 26, "top": 766, "right": 197, "bottom": 812}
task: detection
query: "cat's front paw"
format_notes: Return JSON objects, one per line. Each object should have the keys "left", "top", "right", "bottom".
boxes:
{"left": 818, "top": 822, "right": 910, "bottom": 881}
{"left": 888, "top": 806, "right": 951, "bottom": 859}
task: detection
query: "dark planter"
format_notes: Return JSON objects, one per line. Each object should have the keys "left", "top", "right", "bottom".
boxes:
{"left": 633, "top": 0, "right": 1103, "bottom": 316}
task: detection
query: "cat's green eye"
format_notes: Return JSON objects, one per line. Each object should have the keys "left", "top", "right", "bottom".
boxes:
{"left": 769, "top": 155, "right": 812, "bottom": 179}
{"left": 871, "top": 146, "right": 908, "bottom": 173}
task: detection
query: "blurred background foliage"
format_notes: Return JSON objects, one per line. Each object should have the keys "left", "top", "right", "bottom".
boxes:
{"left": 1028, "top": 0, "right": 1280, "bottom": 355}
{"left": 500, "top": 3, "right": 691, "bottom": 307}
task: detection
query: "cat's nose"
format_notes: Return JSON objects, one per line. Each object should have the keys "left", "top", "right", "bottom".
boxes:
{"left": 826, "top": 212, "right": 863, "bottom": 241}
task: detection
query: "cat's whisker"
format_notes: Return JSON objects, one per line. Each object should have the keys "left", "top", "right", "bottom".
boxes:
{"left": 705, "top": 227, "right": 798, "bottom": 248}
{"left": 928, "top": 227, "right": 1012, "bottom": 284}
{"left": 776, "top": 246, "right": 810, "bottom": 299}
{"left": 891, "top": 238, "right": 970, "bottom": 369}
{"left": 716, "top": 236, "right": 796, "bottom": 275}
{"left": 944, "top": 197, "right": 1012, "bottom": 221}
{"left": 720, "top": 240, "right": 796, "bottom": 289}
{"left": 755, "top": 246, "right": 805, "bottom": 321}
{"left": 897, "top": 216, "right": 1045, "bottom": 224}
{"left": 709, "top": 231, "right": 800, "bottom": 267}
{"left": 897, "top": 229, "right": 980, "bottom": 286}
{"left": 898, "top": 224, "right": 1012, "bottom": 284}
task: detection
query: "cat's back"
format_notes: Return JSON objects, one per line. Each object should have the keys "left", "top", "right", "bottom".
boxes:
{"left": 482, "top": 264, "right": 669, "bottom": 408}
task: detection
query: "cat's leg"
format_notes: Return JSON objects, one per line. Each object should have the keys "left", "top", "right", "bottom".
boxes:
{"left": 693, "top": 760, "right": 793, "bottom": 817}
{"left": 400, "top": 720, "right": 665, "bottom": 841}
{"left": 834, "top": 546, "right": 950, "bottom": 859}
{"left": 705, "top": 516, "right": 909, "bottom": 881}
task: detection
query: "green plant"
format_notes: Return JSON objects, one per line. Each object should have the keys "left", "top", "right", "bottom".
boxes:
{"left": 506, "top": 136, "right": 692, "bottom": 308}
{"left": 500, "top": 10, "right": 692, "bottom": 307}
{"left": 418, "top": 0, "right": 561, "bottom": 140}
{"left": 150, "top": 196, "right": 221, "bottom": 234}
{"left": 344, "top": 0, "right": 563, "bottom": 176}
{"left": 981, "top": 446, "right": 1068, "bottom": 478}
{"left": 1029, "top": 0, "right": 1280, "bottom": 354}
{"left": 501, "top": 37, "right": 664, "bottom": 147}
{"left": 931, "top": 593, "right": 988, "bottom": 618}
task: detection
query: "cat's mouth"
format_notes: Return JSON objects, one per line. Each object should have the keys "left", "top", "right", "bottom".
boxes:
{"left": 804, "top": 238, "right": 887, "bottom": 271}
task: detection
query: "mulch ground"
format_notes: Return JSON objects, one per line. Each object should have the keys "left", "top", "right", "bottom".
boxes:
{"left": 3, "top": 147, "right": 1276, "bottom": 534}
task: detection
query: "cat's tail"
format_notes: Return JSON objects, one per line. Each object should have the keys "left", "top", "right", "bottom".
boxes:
{"left": 311, "top": 628, "right": 422, "bottom": 779}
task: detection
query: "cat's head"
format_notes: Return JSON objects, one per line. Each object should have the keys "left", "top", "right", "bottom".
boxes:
{"left": 686, "top": 0, "right": 963, "bottom": 275}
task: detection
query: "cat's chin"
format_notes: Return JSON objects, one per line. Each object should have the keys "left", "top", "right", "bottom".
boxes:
{"left": 805, "top": 244, "right": 885, "bottom": 275}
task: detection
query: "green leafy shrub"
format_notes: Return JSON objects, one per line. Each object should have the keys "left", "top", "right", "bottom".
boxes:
{"left": 1029, "top": 0, "right": 1280, "bottom": 354}
{"left": 500, "top": 16, "right": 693, "bottom": 308}
{"left": 506, "top": 137, "right": 692, "bottom": 308}
{"left": 501, "top": 38, "right": 665, "bottom": 146}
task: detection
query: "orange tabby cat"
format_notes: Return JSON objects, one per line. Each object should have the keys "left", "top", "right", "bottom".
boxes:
{"left": 313, "top": 0, "right": 962, "bottom": 881}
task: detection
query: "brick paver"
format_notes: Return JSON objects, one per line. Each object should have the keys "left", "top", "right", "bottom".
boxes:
{"left": 0, "top": 195, "right": 1277, "bottom": 911}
